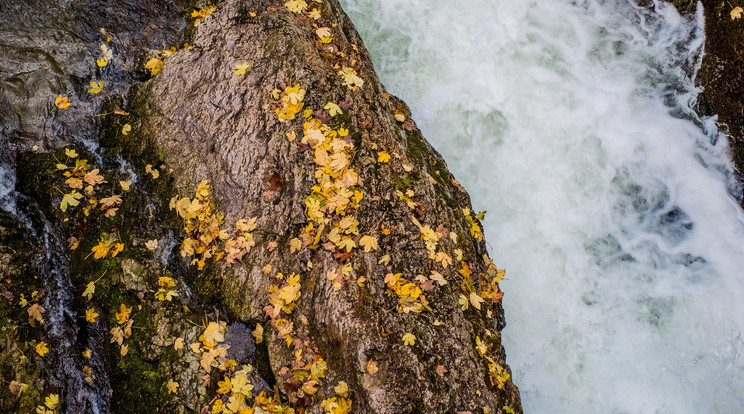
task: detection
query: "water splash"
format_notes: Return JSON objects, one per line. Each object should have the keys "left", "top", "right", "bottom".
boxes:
{"left": 342, "top": 0, "right": 744, "bottom": 412}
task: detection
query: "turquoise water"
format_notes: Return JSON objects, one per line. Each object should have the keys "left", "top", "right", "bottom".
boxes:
{"left": 342, "top": 0, "right": 744, "bottom": 412}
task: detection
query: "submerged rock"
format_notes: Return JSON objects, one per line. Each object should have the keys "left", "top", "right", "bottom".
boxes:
{"left": 0, "top": 0, "right": 522, "bottom": 413}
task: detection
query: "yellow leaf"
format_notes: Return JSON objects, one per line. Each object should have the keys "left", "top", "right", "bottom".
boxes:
{"left": 97, "top": 58, "right": 108, "bottom": 67}
{"left": 378, "top": 254, "right": 391, "bottom": 265}
{"left": 324, "top": 102, "right": 343, "bottom": 116}
{"left": 82, "top": 349, "right": 92, "bottom": 358}
{"left": 366, "top": 360, "right": 378, "bottom": 375}
{"left": 88, "top": 80, "right": 104, "bottom": 94}
{"left": 234, "top": 61, "right": 251, "bottom": 77}
{"left": 145, "top": 239, "right": 158, "bottom": 251}
{"left": 60, "top": 191, "right": 83, "bottom": 212}
{"left": 377, "top": 151, "right": 391, "bottom": 163}
{"left": 65, "top": 148, "right": 78, "bottom": 158}
{"left": 732, "top": 6, "right": 743, "bottom": 20}
{"left": 145, "top": 57, "right": 164, "bottom": 75}
{"left": 458, "top": 293, "right": 469, "bottom": 310}
{"left": 430, "top": 271, "right": 447, "bottom": 286}
{"left": 285, "top": 0, "right": 308, "bottom": 13}
{"left": 252, "top": 323, "right": 264, "bottom": 344}
{"left": 55, "top": 95, "right": 71, "bottom": 109}
{"left": 167, "top": 379, "right": 179, "bottom": 394}
{"left": 200, "top": 321, "right": 225, "bottom": 349}
{"left": 301, "top": 379, "right": 318, "bottom": 395}
{"left": 358, "top": 235, "right": 378, "bottom": 252}
{"left": 120, "top": 343, "right": 129, "bottom": 356}
{"left": 217, "top": 376, "right": 232, "bottom": 394}
{"left": 119, "top": 180, "right": 131, "bottom": 191}
{"left": 145, "top": 164, "right": 160, "bottom": 179}
{"left": 475, "top": 336, "right": 487, "bottom": 356}
{"left": 110, "top": 242, "right": 124, "bottom": 257}
{"left": 402, "top": 332, "right": 416, "bottom": 346}
{"left": 36, "top": 342, "right": 49, "bottom": 357}
{"left": 338, "top": 66, "right": 364, "bottom": 89}
{"left": 44, "top": 393, "right": 59, "bottom": 409}
{"left": 334, "top": 381, "right": 349, "bottom": 397}
{"left": 121, "top": 124, "right": 131, "bottom": 135}
{"left": 115, "top": 303, "right": 132, "bottom": 324}
{"left": 174, "top": 337, "right": 184, "bottom": 351}
{"left": 289, "top": 237, "right": 302, "bottom": 253}
{"left": 82, "top": 281, "right": 95, "bottom": 300}
{"left": 85, "top": 307, "right": 99, "bottom": 322}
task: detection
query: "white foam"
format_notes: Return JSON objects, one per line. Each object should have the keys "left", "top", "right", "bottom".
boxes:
{"left": 342, "top": 0, "right": 744, "bottom": 412}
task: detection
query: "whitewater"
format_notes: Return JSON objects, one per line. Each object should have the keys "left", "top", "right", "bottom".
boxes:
{"left": 341, "top": 0, "right": 744, "bottom": 412}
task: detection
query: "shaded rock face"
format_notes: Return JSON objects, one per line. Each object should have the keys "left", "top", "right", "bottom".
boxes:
{"left": 669, "top": 0, "right": 744, "bottom": 204}
{"left": 0, "top": 0, "right": 522, "bottom": 413}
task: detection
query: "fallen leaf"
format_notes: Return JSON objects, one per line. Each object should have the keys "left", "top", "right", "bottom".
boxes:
{"left": 732, "top": 6, "right": 743, "bottom": 20}
{"left": 55, "top": 95, "right": 71, "bottom": 109}
{"left": 324, "top": 102, "right": 343, "bottom": 116}
{"left": 285, "top": 0, "right": 308, "bottom": 13}
{"left": 121, "top": 124, "right": 131, "bottom": 135}
{"left": 88, "top": 80, "right": 104, "bottom": 94}
{"left": 402, "top": 332, "right": 416, "bottom": 346}
{"left": 145, "top": 57, "right": 164, "bottom": 75}
{"left": 120, "top": 343, "right": 129, "bottom": 356}
{"left": 174, "top": 337, "right": 184, "bottom": 351}
{"left": 252, "top": 323, "right": 264, "bottom": 344}
{"left": 167, "top": 379, "right": 179, "bottom": 394}
{"left": 377, "top": 151, "right": 391, "bottom": 163}
{"left": 436, "top": 365, "right": 448, "bottom": 376}
{"left": 234, "top": 61, "right": 250, "bottom": 76}
{"left": 145, "top": 239, "right": 158, "bottom": 251}
{"left": 358, "top": 235, "right": 378, "bottom": 252}
{"left": 97, "top": 58, "right": 108, "bottom": 67}
{"left": 366, "top": 360, "right": 378, "bottom": 375}
{"left": 85, "top": 307, "right": 99, "bottom": 322}
{"left": 36, "top": 341, "right": 49, "bottom": 357}
{"left": 44, "top": 393, "right": 59, "bottom": 410}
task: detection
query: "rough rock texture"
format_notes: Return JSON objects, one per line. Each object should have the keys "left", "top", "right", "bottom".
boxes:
{"left": 0, "top": 0, "right": 522, "bottom": 413}
{"left": 670, "top": 0, "right": 744, "bottom": 204}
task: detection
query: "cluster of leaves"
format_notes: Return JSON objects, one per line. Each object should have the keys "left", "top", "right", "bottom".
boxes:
{"left": 192, "top": 5, "right": 216, "bottom": 26}
{"left": 261, "top": 272, "right": 333, "bottom": 409}
{"left": 319, "top": 381, "right": 352, "bottom": 414}
{"left": 55, "top": 148, "right": 130, "bottom": 217}
{"left": 463, "top": 208, "right": 485, "bottom": 242}
{"left": 456, "top": 255, "right": 505, "bottom": 316}
{"left": 474, "top": 335, "right": 510, "bottom": 390}
{"left": 272, "top": 84, "right": 306, "bottom": 121}
{"left": 383, "top": 272, "right": 431, "bottom": 314}
{"left": 170, "top": 180, "right": 258, "bottom": 269}
{"left": 110, "top": 303, "right": 134, "bottom": 356}
{"left": 34, "top": 393, "right": 59, "bottom": 414}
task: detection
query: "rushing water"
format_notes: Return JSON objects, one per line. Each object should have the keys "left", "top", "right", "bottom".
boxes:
{"left": 342, "top": 0, "right": 744, "bottom": 412}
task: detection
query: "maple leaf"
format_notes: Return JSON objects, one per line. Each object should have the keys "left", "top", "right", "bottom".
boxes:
{"left": 366, "top": 360, "right": 379, "bottom": 375}
{"left": 145, "top": 58, "right": 164, "bottom": 75}
{"left": 174, "top": 337, "right": 184, "bottom": 350}
{"left": 358, "top": 235, "right": 378, "bottom": 252}
{"left": 430, "top": 271, "right": 447, "bottom": 286}
{"left": 234, "top": 62, "right": 250, "bottom": 77}
{"left": 84, "top": 168, "right": 105, "bottom": 185}
{"left": 110, "top": 242, "right": 124, "bottom": 257}
{"left": 200, "top": 321, "right": 225, "bottom": 349}
{"left": 92, "top": 242, "right": 111, "bottom": 259}
{"left": 302, "top": 379, "right": 319, "bottom": 395}
{"left": 733, "top": 6, "right": 743, "bottom": 20}
{"left": 44, "top": 393, "right": 59, "bottom": 410}
{"left": 167, "top": 379, "right": 180, "bottom": 394}
{"left": 285, "top": 0, "right": 307, "bottom": 13}
{"left": 338, "top": 66, "right": 364, "bottom": 89}
{"left": 290, "top": 237, "right": 302, "bottom": 253}
{"left": 82, "top": 348, "right": 92, "bottom": 358}
{"left": 145, "top": 164, "right": 160, "bottom": 178}
{"left": 115, "top": 303, "right": 132, "bottom": 324}
{"left": 436, "top": 365, "right": 448, "bottom": 377}
{"left": 378, "top": 254, "right": 391, "bottom": 266}
{"left": 475, "top": 336, "right": 487, "bottom": 356}
{"left": 82, "top": 281, "right": 95, "bottom": 300}
{"left": 252, "top": 323, "right": 264, "bottom": 344}
{"left": 217, "top": 376, "right": 232, "bottom": 394}
{"left": 97, "top": 58, "right": 108, "bottom": 67}
{"left": 85, "top": 307, "right": 99, "bottom": 322}
{"left": 435, "top": 251, "right": 453, "bottom": 268}
{"left": 334, "top": 381, "right": 350, "bottom": 397}
{"left": 377, "top": 151, "right": 391, "bottom": 163}
{"left": 121, "top": 124, "right": 131, "bottom": 135}
{"left": 324, "top": 102, "right": 343, "bottom": 117}
{"left": 100, "top": 43, "right": 113, "bottom": 60}
{"left": 402, "top": 332, "right": 416, "bottom": 346}
{"left": 9, "top": 380, "right": 26, "bottom": 395}
{"left": 28, "top": 303, "right": 45, "bottom": 325}
{"left": 141, "top": 239, "right": 158, "bottom": 251}
{"left": 60, "top": 191, "right": 83, "bottom": 212}
{"left": 458, "top": 293, "right": 469, "bottom": 310}
{"left": 120, "top": 343, "right": 129, "bottom": 356}
{"left": 55, "top": 95, "right": 71, "bottom": 109}
{"left": 36, "top": 341, "right": 49, "bottom": 357}
{"left": 88, "top": 80, "right": 104, "bottom": 94}
{"left": 119, "top": 180, "right": 131, "bottom": 191}
{"left": 308, "top": 9, "right": 321, "bottom": 19}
